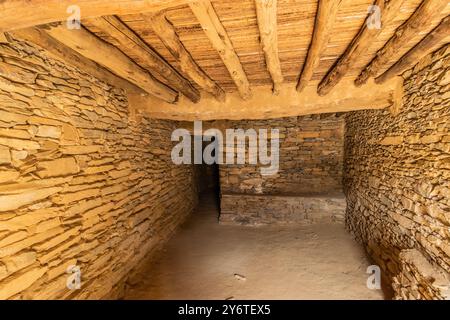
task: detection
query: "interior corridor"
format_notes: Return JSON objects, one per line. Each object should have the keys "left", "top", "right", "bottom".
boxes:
{"left": 123, "top": 192, "right": 384, "bottom": 300}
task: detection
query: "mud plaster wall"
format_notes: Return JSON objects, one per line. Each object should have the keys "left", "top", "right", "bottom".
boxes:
{"left": 0, "top": 38, "right": 199, "bottom": 299}
{"left": 344, "top": 45, "right": 450, "bottom": 299}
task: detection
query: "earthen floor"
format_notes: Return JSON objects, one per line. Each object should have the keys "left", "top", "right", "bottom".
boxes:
{"left": 124, "top": 193, "right": 384, "bottom": 300}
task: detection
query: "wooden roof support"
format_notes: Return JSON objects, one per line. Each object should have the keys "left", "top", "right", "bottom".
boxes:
{"left": 40, "top": 23, "right": 178, "bottom": 103}
{"left": 355, "top": 0, "right": 449, "bottom": 87}
{"left": 296, "top": 0, "right": 342, "bottom": 92}
{"left": 189, "top": 0, "right": 252, "bottom": 100}
{"left": 0, "top": 33, "right": 8, "bottom": 43}
{"left": 129, "top": 76, "right": 403, "bottom": 121}
{"left": 317, "top": 0, "right": 404, "bottom": 96}
{"left": 255, "top": 0, "right": 283, "bottom": 95}
{"left": 87, "top": 15, "right": 200, "bottom": 103}
{"left": 376, "top": 16, "right": 450, "bottom": 84}
{"left": 0, "top": 0, "right": 186, "bottom": 32}
{"left": 148, "top": 12, "right": 225, "bottom": 102}
{"left": 11, "top": 27, "right": 144, "bottom": 94}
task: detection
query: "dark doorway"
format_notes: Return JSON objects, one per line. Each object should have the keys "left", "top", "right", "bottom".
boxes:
{"left": 194, "top": 137, "right": 221, "bottom": 213}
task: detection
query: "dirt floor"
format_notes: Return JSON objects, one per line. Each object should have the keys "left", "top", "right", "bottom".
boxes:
{"left": 124, "top": 193, "right": 384, "bottom": 300}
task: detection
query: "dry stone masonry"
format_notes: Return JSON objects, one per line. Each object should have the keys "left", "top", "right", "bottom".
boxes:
{"left": 0, "top": 34, "right": 448, "bottom": 300}
{"left": 220, "top": 193, "right": 346, "bottom": 225}
{"left": 0, "top": 37, "right": 198, "bottom": 299}
{"left": 344, "top": 45, "right": 450, "bottom": 299}
{"left": 218, "top": 115, "right": 346, "bottom": 225}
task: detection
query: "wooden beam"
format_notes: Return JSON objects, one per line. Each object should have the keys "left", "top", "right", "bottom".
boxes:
{"left": 128, "top": 76, "right": 403, "bottom": 121}
{"left": 87, "top": 16, "right": 199, "bottom": 103}
{"left": 11, "top": 27, "right": 144, "bottom": 94}
{"left": 297, "top": 0, "right": 342, "bottom": 92}
{"left": 189, "top": 0, "right": 252, "bottom": 100}
{"left": 317, "top": 0, "right": 404, "bottom": 96}
{"left": 0, "top": 0, "right": 186, "bottom": 32}
{"left": 40, "top": 23, "right": 178, "bottom": 103}
{"left": 376, "top": 16, "right": 450, "bottom": 84}
{"left": 355, "top": 0, "right": 449, "bottom": 87}
{"left": 147, "top": 12, "right": 225, "bottom": 102}
{"left": 255, "top": 0, "right": 283, "bottom": 95}
{"left": 0, "top": 33, "right": 8, "bottom": 43}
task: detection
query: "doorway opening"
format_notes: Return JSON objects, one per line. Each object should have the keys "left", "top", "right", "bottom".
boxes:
{"left": 195, "top": 137, "right": 221, "bottom": 213}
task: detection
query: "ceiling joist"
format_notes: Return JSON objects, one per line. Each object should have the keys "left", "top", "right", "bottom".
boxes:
{"left": 129, "top": 77, "right": 404, "bottom": 121}
{"left": 376, "top": 15, "right": 450, "bottom": 84}
{"left": 317, "top": 0, "right": 404, "bottom": 96}
{"left": 148, "top": 12, "right": 226, "bottom": 102}
{"left": 297, "top": 0, "right": 342, "bottom": 93}
{"left": 0, "top": 33, "right": 8, "bottom": 43}
{"left": 86, "top": 15, "right": 200, "bottom": 103}
{"left": 41, "top": 23, "right": 178, "bottom": 103}
{"left": 11, "top": 27, "right": 144, "bottom": 94}
{"left": 255, "top": 0, "right": 283, "bottom": 95}
{"left": 355, "top": 0, "right": 449, "bottom": 87}
{"left": 189, "top": 0, "right": 252, "bottom": 100}
{"left": 0, "top": 0, "right": 186, "bottom": 32}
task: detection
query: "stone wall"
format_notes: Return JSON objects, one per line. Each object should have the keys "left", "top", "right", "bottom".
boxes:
{"left": 344, "top": 45, "right": 450, "bottom": 299}
{"left": 219, "top": 114, "right": 345, "bottom": 195}
{"left": 220, "top": 193, "right": 345, "bottom": 225}
{"left": 0, "top": 38, "right": 198, "bottom": 299}
{"left": 217, "top": 115, "right": 345, "bottom": 224}
{"left": 393, "top": 249, "right": 449, "bottom": 300}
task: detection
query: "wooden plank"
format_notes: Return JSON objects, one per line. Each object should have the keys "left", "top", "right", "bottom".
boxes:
{"left": 189, "top": 0, "right": 252, "bottom": 99}
{"left": 317, "top": 0, "right": 405, "bottom": 96}
{"left": 87, "top": 15, "right": 200, "bottom": 103}
{"left": 11, "top": 27, "right": 144, "bottom": 94}
{"left": 355, "top": 0, "right": 449, "bottom": 86}
{"left": 129, "top": 76, "right": 403, "bottom": 121}
{"left": 40, "top": 23, "right": 178, "bottom": 103}
{"left": 255, "top": 0, "right": 283, "bottom": 94}
{"left": 148, "top": 12, "right": 225, "bottom": 101}
{"left": 297, "top": 0, "right": 342, "bottom": 92}
{"left": 376, "top": 16, "right": 450, "bottom": 84}
{"left": 0, "top": 0, "right": 186, "bottom": 32}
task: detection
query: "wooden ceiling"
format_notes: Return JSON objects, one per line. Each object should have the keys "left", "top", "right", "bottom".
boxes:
{"left": 0, "top": 0, "right": 449, "bottom": 119}
{"left": 82, "top": 0, "right": 449, "bottom": 92}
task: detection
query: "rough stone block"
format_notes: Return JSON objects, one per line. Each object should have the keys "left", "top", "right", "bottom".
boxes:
{"left": 37, "top": 157, "right": 80, "bottom": 178}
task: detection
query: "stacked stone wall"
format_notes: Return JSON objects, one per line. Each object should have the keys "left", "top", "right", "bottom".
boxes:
{"left": 0, "top": 38, "right": 198, "bottom": 299}
{"left": 344, "top": 45, "right": 450, "bottom": 299}
{"left": 217, "top": 115, "right": 345, "bottom": 224}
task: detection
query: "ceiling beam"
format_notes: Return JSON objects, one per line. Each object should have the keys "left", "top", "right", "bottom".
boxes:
{"left": 376, "top": 16, "right": 450, "bottom": 84}
{"left": 189, "top": 0, "right": 252, "bottom": 100}
{"left": 128, "top": 76, "right": 403, "bottom": 121}
{"left": 255, "top": 0, "right": 283, "bottom": 95}
{"left": 355, "top": 0, "right": 449, "bottom": 87}
{"left": 296, "top": 0, "right": 342, "bottom": 92}
{"left": 317, "top": 0, "right": 404, "bottom": 96}
{"left": 86, "top": 15, "right": 200, "bottom": 103}
{"left": 40, "top": 23, "right": 178, "bottom": 103}
{"left": 148, "top": 12, "right": 225, "bottom": 102}
{"left": 0, "top": 0, "right": 186, "bottom": 32}
{"left": 11, "top": 27, "right": 145, "bottom": 94}
{"left": 0, "top": 33, "right": 8, "bottom": 43}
